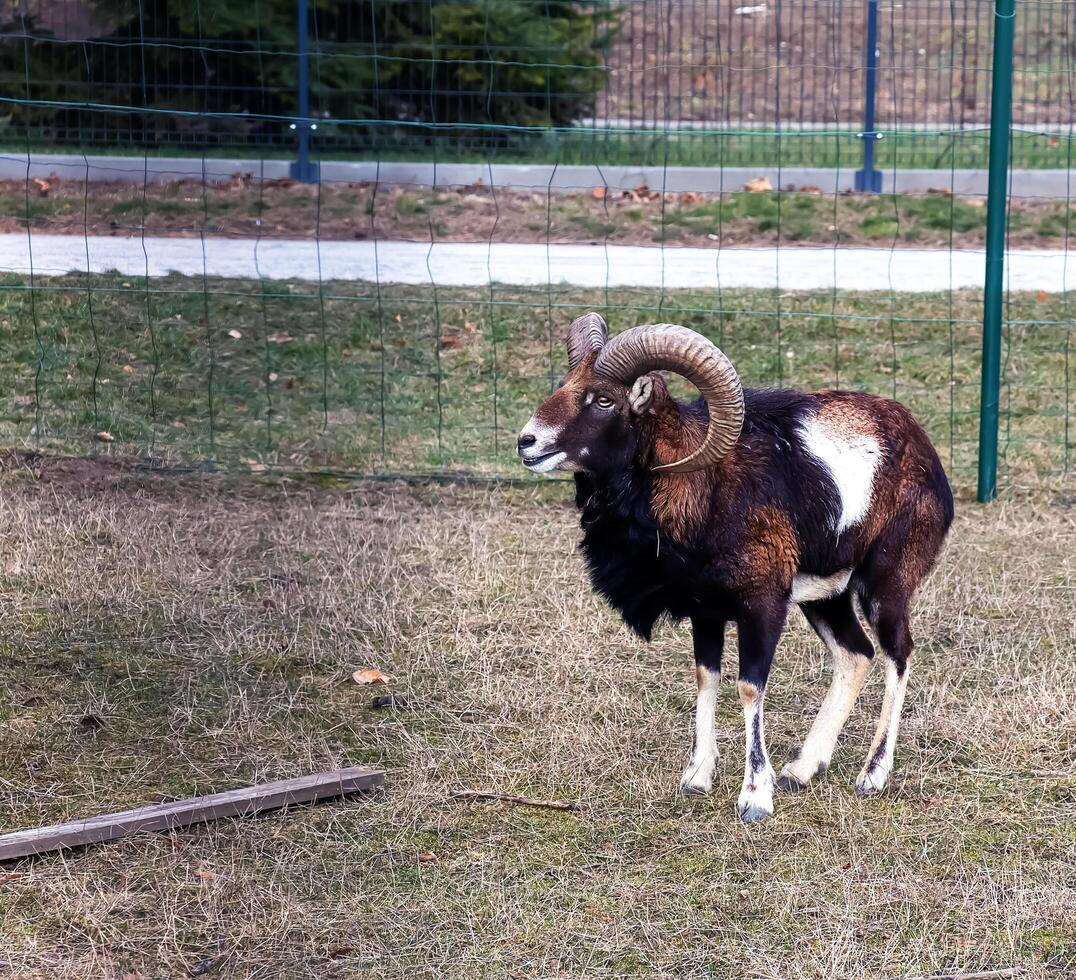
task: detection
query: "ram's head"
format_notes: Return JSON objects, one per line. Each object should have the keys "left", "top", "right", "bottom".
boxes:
{"left": 516, "top": 313, "right": 744, "bottom": 476}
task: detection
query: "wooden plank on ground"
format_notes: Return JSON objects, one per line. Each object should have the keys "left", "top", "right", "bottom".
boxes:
{"left": 0, "top": 766, "right": 385, "bottom": 861}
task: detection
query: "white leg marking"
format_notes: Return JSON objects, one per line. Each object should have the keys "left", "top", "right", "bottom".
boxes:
{"left": 798, "top": 419, "right": 882, "bottom": 533}
{"left": 791, "top": 568, "right": 853, "bottom": 604}
{"left": 780, "top": 619, "right": 870, "bottom": 788}
{"left": 737, "top": 681, "right": 775, "bottom": 822}
{"left": 856, "top": 659, "right": 909, "bottom": 796}
{"left": 680, "top": 666, "right": 720, "bottom": 795}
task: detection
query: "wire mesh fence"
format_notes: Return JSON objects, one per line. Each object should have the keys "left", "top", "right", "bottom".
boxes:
{"left": 0, "top": 0, "right": 1073, "bottom": 495}
{"left": 4, "top": 1, "right": 1075, "bottom": 165}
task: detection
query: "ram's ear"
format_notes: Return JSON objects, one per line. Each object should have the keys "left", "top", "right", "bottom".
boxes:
{"left": 628, "top": 374, "right": 655, "bottom": 416}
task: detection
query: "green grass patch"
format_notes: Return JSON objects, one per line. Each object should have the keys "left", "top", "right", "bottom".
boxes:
{"left": 0, "top": 194, "right": 56, "bottom": 221}
{"left": 108, "top": 198, "right": 192, "bottom": 217}
{"left": 0, "top": 273, "right": 1072, "bottom": 492}
{"left": 395, "top": 192, "right": 429, "bottom": 216}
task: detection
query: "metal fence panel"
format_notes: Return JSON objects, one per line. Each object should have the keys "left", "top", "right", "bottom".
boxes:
{"left": 0, "top": 0, "right": 1072, "bottom": 495}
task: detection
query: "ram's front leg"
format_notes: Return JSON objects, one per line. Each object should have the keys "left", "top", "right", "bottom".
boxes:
{"left": 679, "top": 617, "right": 725, "bottom": 795}
{"left": 735, "top": 599, "right": 786, "bottom": 822}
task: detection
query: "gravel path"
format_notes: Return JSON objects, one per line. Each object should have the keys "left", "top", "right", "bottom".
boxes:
{"left": 3, "top": 233, "right": 1073, "bottom": 292}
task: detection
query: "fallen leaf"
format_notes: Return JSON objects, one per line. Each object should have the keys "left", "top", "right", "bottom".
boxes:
{"left": 742, "top": 177, "right": 773, "bottom": 193}
{"left": 927, "top": 186, "right": 954, "bottom": 197}
{"left": 463, "top": 321, "right": 478, "bottom": 332}
{"left": 1036, "top": 290, "right": 1049, "bottom": 302}
{"left": 33, "top": 177, "right": 50, "bottom": 197}
{"left": 352, "top": 668, "right": 390, "bottom": 685}
{"left": 591, "top": 186, "right": 607, "bottom": 200}
{"left": 122, "top": 364, "right": 134, "bottom": 374}
{"left": 418, "top": 851, "right": 438, "bottom": 863}
{"left": 240, "top": 457, "right": 267, "bottom": 474}
{"left": 94, "top": 430, "right": 115, "bottom": 443}
{"left": 227, "top": 328, "right": 242, "bottom": 339}
{"left": 267, "top": 332, "right": 294, "bottom": 344}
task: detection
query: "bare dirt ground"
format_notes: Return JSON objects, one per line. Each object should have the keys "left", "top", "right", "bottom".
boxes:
{"left": 0, "top": 455, "right": 1072, "bottom": 978}
{"left": 4, "top": 175, "right": 1076, "bottom": 250}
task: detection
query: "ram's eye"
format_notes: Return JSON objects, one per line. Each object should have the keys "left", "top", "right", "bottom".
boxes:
{"left": 594, "top": 395, "right": 615, "bottom": 409}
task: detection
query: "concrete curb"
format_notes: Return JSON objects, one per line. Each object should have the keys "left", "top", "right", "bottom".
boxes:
{"left": 3, "top": 233, "right": 1072, "bottom": 292}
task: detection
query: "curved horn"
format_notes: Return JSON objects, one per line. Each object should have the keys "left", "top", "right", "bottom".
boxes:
{"left": 593, "top": 323, "right": 744, "bottom": 473}
{"left": 566, "top": 312, "right": 608, "bottom": 370}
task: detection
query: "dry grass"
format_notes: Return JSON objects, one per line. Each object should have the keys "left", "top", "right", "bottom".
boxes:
{"left": 0, "top": 458, "right": 1073, "bottom": 978}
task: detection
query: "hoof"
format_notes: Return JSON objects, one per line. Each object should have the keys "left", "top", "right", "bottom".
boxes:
{"left": 679, "top": 757, "right": 716, "bottom": 797}
{"left": 854, "top": 766, "right": 890, "bottom": 797}
{"left": 678, "top": 769, "right": 713, "bottom": 797}
{"left": 775, "top": 773, "right": 807, "bottom": 794}
{"left": 737, "top": 802, "right": 773, "bottom": 823}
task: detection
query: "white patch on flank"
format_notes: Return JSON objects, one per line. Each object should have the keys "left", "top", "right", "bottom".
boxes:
{"left": 798, "top": 419, "right": 882, "bottom": 533}
{"left": 680, "top": 666, "right": 721, "bottom": 795}
{"left": 791, "top": 568, "right": 852, "bottom": 604}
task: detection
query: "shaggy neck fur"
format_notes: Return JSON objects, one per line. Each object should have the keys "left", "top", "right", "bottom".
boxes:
{"left": 574, "top": 387, "right": 717, "bottom": 639}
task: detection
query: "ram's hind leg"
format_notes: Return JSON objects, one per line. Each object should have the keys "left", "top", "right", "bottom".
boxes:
{"left": 854, "top": 490, "right": 949, "bottom": 796}
{"left": 777, "top": 591, "right": 874, "bottom": 792}
{"left": 856, "top": 595, "right": 913, "bottom": 796}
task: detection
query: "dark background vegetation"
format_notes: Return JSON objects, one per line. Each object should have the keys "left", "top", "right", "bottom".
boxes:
{"left": 0, "top": 0, "right": 618, "bottom": 150}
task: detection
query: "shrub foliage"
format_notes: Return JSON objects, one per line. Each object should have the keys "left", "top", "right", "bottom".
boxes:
{"left": 0, "top": 0, "right": 620, "bottom": 149}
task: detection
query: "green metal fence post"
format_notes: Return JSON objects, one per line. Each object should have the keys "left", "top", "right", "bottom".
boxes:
{"left": 977, "top": 0, "right": 1016, "bottom": 503}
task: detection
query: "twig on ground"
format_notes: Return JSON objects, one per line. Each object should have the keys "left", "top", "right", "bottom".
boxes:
{"left": 894, "top": 969, "right": 1020, "bottom": 980}
{"left": 451, "top": 790, "right": 582, "bottom": 812}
